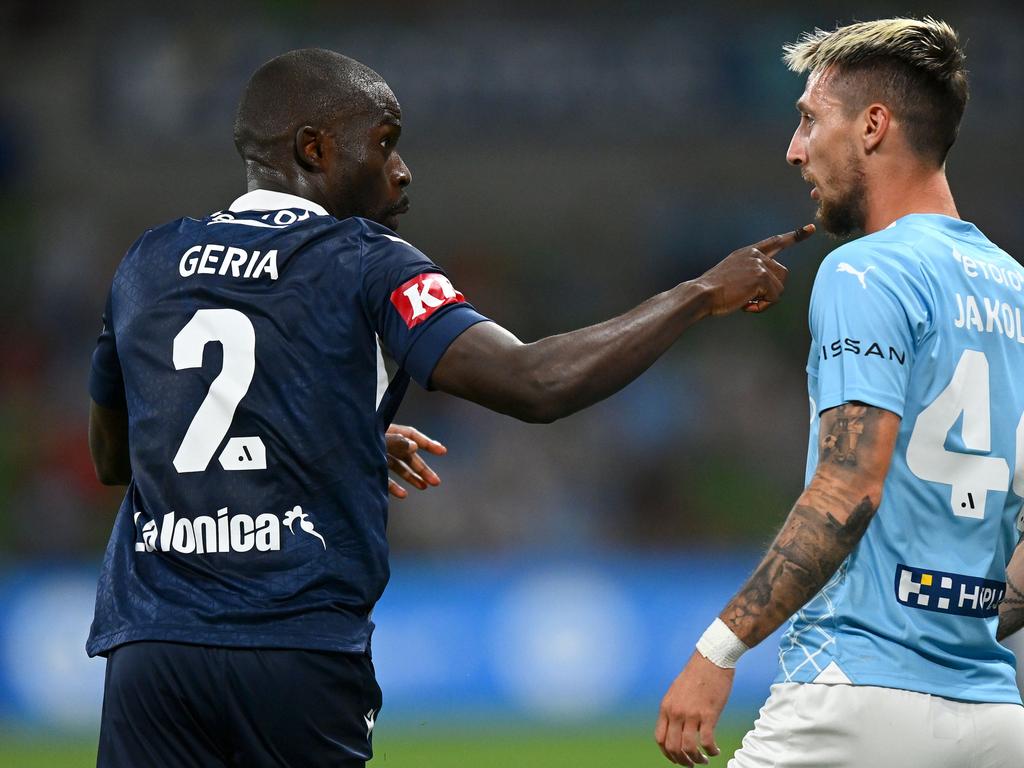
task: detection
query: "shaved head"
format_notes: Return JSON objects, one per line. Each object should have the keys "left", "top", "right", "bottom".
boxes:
{"left": 232, "top": 48, "right": 411, "bottom": 228}
{"left": 233, "top": 48, "right": 391, "bottom": 163}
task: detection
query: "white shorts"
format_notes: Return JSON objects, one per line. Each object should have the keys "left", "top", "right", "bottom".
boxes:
{"left": 729, "top": 683, "right": 1024, "bottom": 768}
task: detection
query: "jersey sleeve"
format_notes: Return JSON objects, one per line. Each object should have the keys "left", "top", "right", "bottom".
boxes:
{"left": 810, "top": 245, "right": 924, "bottom": 418}
{"left": 89, "top": 289, "right": 127, "bottom": 408}
{"left": 359, "top": 222, "right": 489, "bottom": 388}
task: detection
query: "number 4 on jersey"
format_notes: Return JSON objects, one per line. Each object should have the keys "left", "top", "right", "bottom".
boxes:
{"left": 907, "top": 349, "right": 1024, "bottom": 518}
{"left": 172, "top": 309, "right": 266, "bottom": 473}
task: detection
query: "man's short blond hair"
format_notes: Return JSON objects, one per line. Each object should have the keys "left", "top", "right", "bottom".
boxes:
{"left": 783, "top": 17, "right": 968, "bottom": 166}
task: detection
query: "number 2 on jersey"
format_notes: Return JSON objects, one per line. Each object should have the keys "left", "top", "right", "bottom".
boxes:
{"left": 172, "top": 309, "right": 266, "bottom": 473}
{"left": 906, "top": 349, "right": 1024, "bottom": 518}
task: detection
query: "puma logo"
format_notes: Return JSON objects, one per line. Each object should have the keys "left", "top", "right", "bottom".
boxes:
{"left": 836, "top": 262, "right": 876, "bottom": 289}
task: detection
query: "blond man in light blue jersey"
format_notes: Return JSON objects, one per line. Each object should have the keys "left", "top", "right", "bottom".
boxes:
{"left": 656, "top": 18, "right": 1024, "bottom": 767}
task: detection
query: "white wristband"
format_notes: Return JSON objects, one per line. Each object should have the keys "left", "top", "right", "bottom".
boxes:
{"left": 696, "top": 618, "right": 749, "bottom": 669}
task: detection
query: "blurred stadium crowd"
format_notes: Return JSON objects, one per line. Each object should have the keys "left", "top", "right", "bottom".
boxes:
{"left": 1, "top": 0, "right": 1023, "bottom": 561}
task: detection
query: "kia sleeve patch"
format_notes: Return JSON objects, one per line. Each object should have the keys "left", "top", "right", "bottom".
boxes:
{"left": 358, "top": 219, "right": 490, "bottom": 388}
{"left": 389, "top": 273, "right": 466, "bottom": 328}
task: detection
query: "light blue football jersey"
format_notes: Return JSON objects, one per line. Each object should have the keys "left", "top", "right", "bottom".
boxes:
{"left": 775, "top": 214, "right": 1024, "bottom": 704}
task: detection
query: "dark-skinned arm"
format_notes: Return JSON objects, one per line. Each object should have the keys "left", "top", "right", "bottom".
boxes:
{"left": 89, "top": 400, "right": 131, "bottom": 486}
{"left": 431, "top": 226, "right": 813, "bottom": 423}
{"left": 997, "top": 536, "right": 1024, "bottom": 642}
{"left": 655, "top": 402, "right": 899, "bottom": 766}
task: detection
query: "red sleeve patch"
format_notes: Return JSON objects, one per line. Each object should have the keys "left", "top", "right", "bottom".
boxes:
{"left": 389, "top": 273, "right": 466, "bottom": 329}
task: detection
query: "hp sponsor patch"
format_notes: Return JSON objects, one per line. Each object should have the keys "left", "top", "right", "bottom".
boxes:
{"left": 895, "top": 563, "right": 1004, "bottom": 618}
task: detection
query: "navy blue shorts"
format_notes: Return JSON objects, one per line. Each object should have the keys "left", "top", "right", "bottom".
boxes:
{"left": 97, "top": 642, "right": 382, "bottom": 768}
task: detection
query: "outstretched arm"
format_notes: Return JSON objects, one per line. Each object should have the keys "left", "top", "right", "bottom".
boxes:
{"left": 655, "top": 403, "right": 900, "bottom": 766}
{"left": 89, "top": 400, "right": 131, "bottom": 486}
{"left": 431, "top": 226, "right": 813, "bottom": 423}
{"left": 998, "top": 536, "right": 1024, "bottom": 641}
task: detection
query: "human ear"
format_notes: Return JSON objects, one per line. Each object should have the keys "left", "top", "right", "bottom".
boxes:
{"left": 294, "top": 126, "right": 323, "bottom": 170}
{"left": 862, "top": 103, "right": 889, "bottom": 153}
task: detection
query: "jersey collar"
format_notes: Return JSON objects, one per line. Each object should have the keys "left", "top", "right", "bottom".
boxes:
{"left": 228, "top": 190, "right": 329, "bottom": 217}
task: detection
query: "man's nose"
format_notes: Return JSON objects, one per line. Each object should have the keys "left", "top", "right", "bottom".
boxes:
{"left": 392, "top": 154, "right": 412, "bottom": 187}
{"left": 786, "top": 131, "right": 805, "bottom": 166}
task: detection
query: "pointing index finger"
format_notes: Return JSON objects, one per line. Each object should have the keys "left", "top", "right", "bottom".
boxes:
{"left": 753, "top": 224, "right": 815, "bottom": 259}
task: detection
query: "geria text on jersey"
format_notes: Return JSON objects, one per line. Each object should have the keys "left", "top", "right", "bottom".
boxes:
{"left": 179, "top": 244, "right": 279, "bottom": 280}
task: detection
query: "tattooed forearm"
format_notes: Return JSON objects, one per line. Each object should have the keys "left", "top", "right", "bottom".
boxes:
{"left": 717, "top": 403, "right": 899, "bottom": 648}
{"left": 722, "top": 498, "right": 876, "bottom": 646}
{"left": 997, "top": 561, "right": 1024, "bottom": 641}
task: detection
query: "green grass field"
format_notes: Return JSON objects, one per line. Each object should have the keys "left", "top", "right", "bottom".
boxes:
{"left": 373, "top": 725, "right": 747, "bottom": 766}
{"left": 1, "top": 725, "right": 747, "bottom": 767}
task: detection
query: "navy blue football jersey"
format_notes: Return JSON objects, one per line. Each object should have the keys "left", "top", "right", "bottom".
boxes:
{"left": 87, "top": 190, "right": 488, "bottom": 656}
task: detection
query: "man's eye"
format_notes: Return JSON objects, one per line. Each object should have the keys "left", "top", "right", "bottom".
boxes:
{"left": 803, "top": 113, "right": 815, "bottom": 125}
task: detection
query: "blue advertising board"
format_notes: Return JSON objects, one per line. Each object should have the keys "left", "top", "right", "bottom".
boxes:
{"left": 0, "top": 553, "right": 1019, "bottom": 731}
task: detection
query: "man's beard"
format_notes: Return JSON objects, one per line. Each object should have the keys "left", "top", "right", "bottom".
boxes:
{"left": 817, "top": 157, "right": 867, "bottom": 238}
